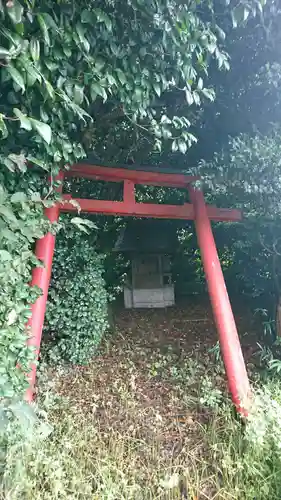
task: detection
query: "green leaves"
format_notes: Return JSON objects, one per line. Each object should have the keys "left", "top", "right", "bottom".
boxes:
{"left": 0, "top": 47, "right": 11, "bottom": 59}
{"left": 91, "top": 82, "right": 107, "bottom": 102}
{"left": 0, "top": 114, "right": 8, "bottom": 138}
{"left": 76, "top": 22, "right": 90, "bottom": 52}
{"left": 44, "top": 80, "right": 55, "bottom": 100}
{"left": 201, "top": 87, "right": 216, "bottom": 101}
{"left": 73, "top": 84, "right": 84, "bottom": 105}
{"left": 37, "top": 14, "right": 50, "bottom": 47}
{"left": 197, "top": 77, "right": 203, "bottom": 91}
{"left": 232, "top": 5, "right": 250, "bottom": 28}
{"left": 185, "top": 88, "right": 193, "bottom": 106}
{"left": 13, "top": 109, "right": 52, "bottom": 144}
{"left": 178, "top": 139, "right": 188, "bottom": 155}
{"left": 11, "top": 192, "right": 27, "bottom": 203}
{"left": 153, "top": 82, "right": 161, "bottom": 97}
{"left": 27, "top": 156, "right": 48, "bottom": 170}
{"left": 94, "top": 8, "right": 112, "bottom": 31}
{"left": 6, "top": 0, "right": 23, "bottom": 25}
{"left": 231, "top": 0, "right": 266, "bottom": 28}
{"left": 71, "top": 217, "right": 97, "bottom": 233}
{"left": 29, "top": 39, "right": 40, "bottom": 62}
{"left": 13, "top": 108, "right": 32, "bottom": 130}
{"left": 7, "top": 153, "right": 26, "bottom": 172}
{"left": 115, "top": 69, "right": 127, "bottom": 86}
{"left": 7, "top": 65, "right": 25, "bottom": 92}
{"left": 81, "top": 10, "right": 93, "bottom": 23}
{"left": 41, "top": 12, "right": 58, "bottom": 32}
{"left": 0, "top": 250, "right": 13, "bottom": 262}
{"left": 29, "top": 119, "right": 52, "bottom": 144}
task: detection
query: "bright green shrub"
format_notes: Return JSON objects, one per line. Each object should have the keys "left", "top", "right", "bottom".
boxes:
{"left": 45, "top": 223, "right": 108, "bottom": 364}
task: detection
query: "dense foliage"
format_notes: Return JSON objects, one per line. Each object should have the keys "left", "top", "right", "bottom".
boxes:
{"left": 0, "top": 173, "right": 49, "bottom": 398}
{"left": 194, "top": 129, "right": 281, "bottom": 329}
{"left": 45, "top": 221, "right": 108, "bottom": 365}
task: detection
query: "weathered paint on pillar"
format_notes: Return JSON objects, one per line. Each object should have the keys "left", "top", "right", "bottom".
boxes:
{"left": 26, "top": 176, "right": 62, "bottom": 402}
{"left": 188, "top": 184, "right": 251, "bottom": 415}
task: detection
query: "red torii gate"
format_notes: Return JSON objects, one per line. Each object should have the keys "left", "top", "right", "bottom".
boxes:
{"left": 26, "top": 163, "right": 251, "bottom": 415}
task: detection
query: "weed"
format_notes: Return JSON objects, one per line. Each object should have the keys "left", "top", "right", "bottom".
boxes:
{"left": 208, "top": 340, "right": 221, "bottom": 363}
{"left": 199, "top": 375, "right": 224, "bottom": 409}
{"left": 254, "top": 308, "right": 276, "bottom": 344}
{"left": 268, "top": 358, "right": 281, "bottom": 374}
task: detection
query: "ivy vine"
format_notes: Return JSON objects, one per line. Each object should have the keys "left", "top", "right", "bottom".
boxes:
{"left": 44, "top": 221, "right": 108, "bottom": 365}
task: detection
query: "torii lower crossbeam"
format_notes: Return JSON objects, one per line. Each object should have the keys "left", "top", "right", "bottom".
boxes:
{"left": 61, "top": 196, "right": 241, "bottom": 222}
{"left": 27, "top": 164, "right": 251, "bottom": 415}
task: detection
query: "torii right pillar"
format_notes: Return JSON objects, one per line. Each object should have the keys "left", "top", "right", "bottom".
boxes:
{"left": 189, "top": 184, "right": 251, "bottom": 416}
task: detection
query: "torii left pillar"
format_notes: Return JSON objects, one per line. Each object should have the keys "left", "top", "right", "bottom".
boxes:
{"left": 26, "top": 178, "right": 62, "bottom": 402}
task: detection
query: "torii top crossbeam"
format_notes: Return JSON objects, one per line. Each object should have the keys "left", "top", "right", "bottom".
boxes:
{"left": 62, "top": 163, "right": 241, "bottom": 222}
{"left": 26, "top": 162, "right": 251, "bottom": 416}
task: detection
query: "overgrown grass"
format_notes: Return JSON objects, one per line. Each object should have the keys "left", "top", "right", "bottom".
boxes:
{"left": 2, "top": 306, "right": 281, "bottom": 499}
{"left": 3, "top": 376, "right": 281, "bottom": 498}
